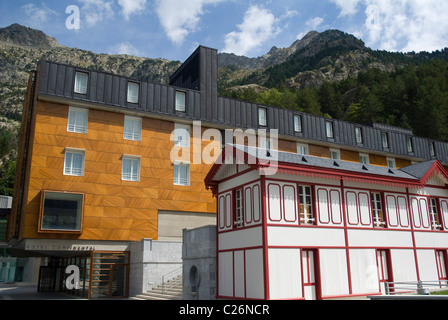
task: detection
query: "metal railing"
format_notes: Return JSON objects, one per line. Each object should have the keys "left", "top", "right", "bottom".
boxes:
{"left": 161, "top": 266, "right": 182, "bottom": 293}
{"left": 385, "top": 280, "right": 448, "bottom": 295}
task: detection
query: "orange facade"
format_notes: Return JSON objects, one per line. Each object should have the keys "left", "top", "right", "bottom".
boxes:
{"left": 21, "top": 100, "right": 216, "bottom": 241}
{"left": 16, "top": 99, "right": 413, "bottom": 243}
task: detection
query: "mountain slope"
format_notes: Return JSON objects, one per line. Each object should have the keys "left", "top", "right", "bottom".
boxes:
{"left": 217, "top": 29, "right": 448, "bottom": 91}
{"left": 0, "top": 23, "right": 181, "bottom": 128}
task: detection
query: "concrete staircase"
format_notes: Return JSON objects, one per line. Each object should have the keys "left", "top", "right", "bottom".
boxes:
{"left": 131, "top": 275, "right": 183, "bottom": 300}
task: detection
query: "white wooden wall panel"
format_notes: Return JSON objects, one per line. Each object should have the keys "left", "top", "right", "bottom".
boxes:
{"left": 349, "top": 249, "right": 380, "bottom": 295}
{"left": 218, "top": 251, "right": 233, "bottom": 297}
{"left": 245, "top": 249, "right": 265, "bottom": 299}
{"left": 268, "top": 248, "right": 302, "bottom": 300}
{"left": 234, "top": 250, "right": 245, "bottom": 298}
{"left": 320, "top": 249, "right": 349, "bottom": 297}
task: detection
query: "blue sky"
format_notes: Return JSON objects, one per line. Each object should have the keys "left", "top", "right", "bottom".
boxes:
{"left": 1, "top": 0, "right": 448, "bottom": 62}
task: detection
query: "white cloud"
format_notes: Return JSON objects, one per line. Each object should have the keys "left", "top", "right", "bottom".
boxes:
{"left": 21, "top": 3, "right": 58, "bottom": 27}
{"left": 330, "top": 0, "right": 361, "bottom": 17}
{"left": 362, "top": 0, "right": 448, "bottom": 52}
{"left": 154, "top": 0, "right": 224, "bottom": 45}
{"left": 222, "top": 5, "right": 281, "bottom": 56}
{"left": 77, "top": 0, "right": 115, "bottom": 27}
{"left": 330, "top": 0, "right": 448, "bottom": 52}
{"left": 306, "top": 17, "right": 324, "bottom": 30}
{"left": 118, "top": 0, "right": 147, "bottom": 20}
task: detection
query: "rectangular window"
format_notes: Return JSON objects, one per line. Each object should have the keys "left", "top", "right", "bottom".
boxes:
{"left": 174, "top": 123, "right": 191, "bottom": 147}
{"left": 387, "top": 158, "right": 396, "bottom": 169}
{"left": 429, "top": 198, "right": 442, "bottom": 230}
{"left": 359, "top": 153, "right": 369, "bottom": 165}
{"left": 176, "top": 91, "right": 186, "bottom": 112}
{"left": 406, "top": 137, "right": 413, "bottom": 153}
{"left": 122, "top": 155, "right": 140, "bottom": 181}
{"left": 234, "top": 189, "right": 243, "bottom": 228}
{"left": 127, "top": 82, "right": 139, "bottom": 103}
{"left": 123, "top": 115, "right": 142, "bottom": 141}
{"left": 294, "top": 115, "right": 302, "bottom": 132}
{"left": 259, "top": 107, "right": 267, "bottom": 126}
{"left": 64, "top": 149, "right": 85, "bottom": 176}
{"left": 299, "top": 185, "right": 314, "bottom": 224}
{"left": 297, "top": 143, "right": 309, "bottom": 155}
{"left": 74, "top": 72, "right": 88, "bottom": 94}
{"left": 330, "top": 148, "right": 340, "bottom": 160}
{"left": 436, "top": 251, "right": 447, "bottom": 283}
{"left": 430, "top": 142, "right": 436, "bottom": 157}
{"left": 67, "top": 107, "right": 88, "bottom": 134}
{"left": 371, "top": 192, "right": 385, "bottom": 227}
{"left": 382, "top": 132, "right": 389, "bottom": 149}
{"left": 355, "top": 127, "right": 363, "bottom": 144}
{"left": 326, "top": 121, "right": 334, "bottom": 138}
{"left": 173, "top": 163, "right": 190, "bottom": 186}
{"left": 40, "top": 191, "right": 84, "bottom": 232}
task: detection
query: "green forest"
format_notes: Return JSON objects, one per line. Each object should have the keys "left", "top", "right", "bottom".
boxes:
{"left": 221, "top": 59, "right": 448, "bottom": 142}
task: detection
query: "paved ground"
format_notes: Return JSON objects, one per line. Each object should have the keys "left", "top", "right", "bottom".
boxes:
{"left": 0, "top": 282, "right": 85, "bottom": 300}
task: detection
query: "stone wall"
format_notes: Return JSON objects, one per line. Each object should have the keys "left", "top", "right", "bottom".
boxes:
{"left": 182, "top": 225, "right": 217, "bottom": 300}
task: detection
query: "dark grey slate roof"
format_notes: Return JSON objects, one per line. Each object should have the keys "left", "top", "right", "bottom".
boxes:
{"left": 231, "top": 144, "right": 420, "bottom": 181}
{"left": 398, "top": 160, "right": 437, "bottom": 179}
{"left": 34, "top": 49, "right": 448, "bottom": 165}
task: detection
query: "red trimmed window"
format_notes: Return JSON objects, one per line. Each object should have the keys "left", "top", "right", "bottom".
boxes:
{"left": 371, "top": 192, "right": 386, "bottom": 228}
{"left": 234, "top": 188, "right": 243, "bottom": 228}
{"left": 429, "top": 198, "right": 443, "bottom": 230}
{"left": 299, "top": 185, "right": 314, "bottom": 225}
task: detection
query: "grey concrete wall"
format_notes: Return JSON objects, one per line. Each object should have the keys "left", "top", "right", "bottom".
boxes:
{"left": 182, "top": 225, "right": 217, "bottom": 300}
{"left": 129, "top": 239, "right": 182, "bottom": 297}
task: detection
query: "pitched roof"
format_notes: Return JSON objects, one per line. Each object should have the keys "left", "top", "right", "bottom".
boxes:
{"left": 205, "top": 144, "right": 448, "bottom": 190}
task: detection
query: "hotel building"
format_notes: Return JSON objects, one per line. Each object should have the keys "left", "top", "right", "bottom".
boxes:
{"left": 6, "top": 45, "right": 448, "bottom": 299}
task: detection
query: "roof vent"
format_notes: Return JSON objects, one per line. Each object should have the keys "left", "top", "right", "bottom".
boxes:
{"left": 301, "top": 156, "right": 308, "bottom": 163}
{"left": 362, "top": 165, "right": 368, "bottom": 171}
{"left": 388, "top": 169, "right": 394, "bottom": 174}
{"left": 333, "top": 161, "right": 340, "bottom": 167}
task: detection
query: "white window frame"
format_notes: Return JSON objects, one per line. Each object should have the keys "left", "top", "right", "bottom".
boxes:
{"left": 429, "top": 198, "right": 442, "bottom": 230}
{"left": 371, "top": 192, "right": 385, "bottom": 227}
{"left": 121, "top": 155, "right": 141, "bottom": 182}
{"left": 429, "top": 142, "right": 436, "bottom": 157}
{"left": 382, "top": 132, "right": 389, "bottom": 149}
{"left": 387, "top": 157, "right": 396, "bottom": 169}
{"left": 299, "top": 185, "right": 314, "bottom": 224}
{"left": 173, "top": 163, "right": 190, "bottom": 186}
{"left": 123, "top": 115, "right": 142, "bottom": 141}
{"left": 294, "top": 114, "right": 302, "bottom": 132}
{"left": 127, "top": 82, "right": 140, "bottom": 104}
{"left": 326, "top": 121, "right": 334, "bottom": 138}
{"left": 74, "top": 72, "right": 88, "bottom": 94}
{"left": 297, "top": 143, "right": 309, "bottom": 155}
{"left": 64, "top": 148, "right": 85, "bottom": 177}
{"left": 330, "top": 148, "right": 340, "bottom": 160}
{"left": 359, "top": 153, "right": 369, "bottom": 165}
{"left": 355, "top": 127, "right": 363, "bottom": 144}
{"left": 67, "top": 106, "right": 88, "bottom": 134}
{"left": 406, "top": 137, "right": 413, "bottom": 153}
{"left": 176, "top": 91, "right": 186, "bottom": 112}
{"left": 259, "top": 107, "right": 267, "bottom": 127}
{"left": 234, "top": 188, "right": 243, "bottom": 228}
{"left": 174, "top": 123, "right": 191, "bottom": 148}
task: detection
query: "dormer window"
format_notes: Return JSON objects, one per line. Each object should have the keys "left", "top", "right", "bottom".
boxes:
{"left": 259, "top": 107, "right": 267, "bottom": 127}
{"left": 74, "top": 72, "right": 88, "bottom": 94}
{"left": 127, "top": 82, "right": 139, "bottom": 104}
{"left": 326, "top": 121, "right": 334, "bottom": 138}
